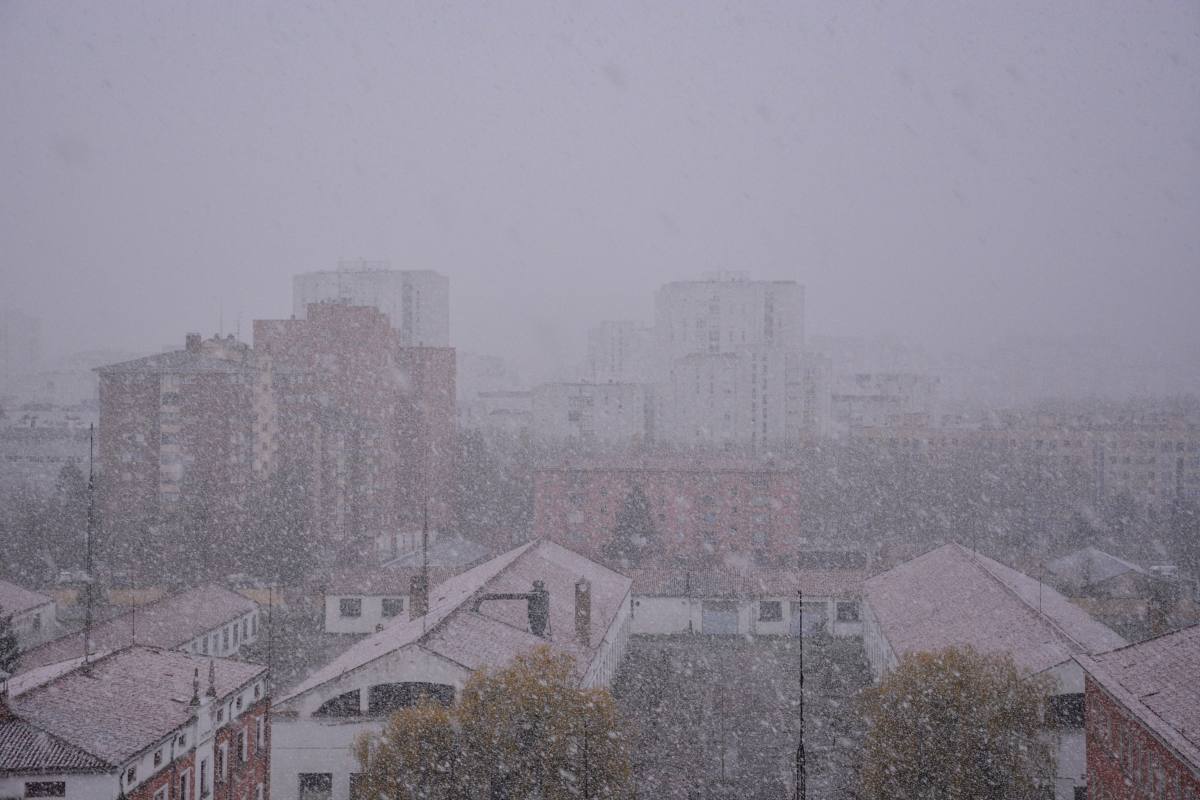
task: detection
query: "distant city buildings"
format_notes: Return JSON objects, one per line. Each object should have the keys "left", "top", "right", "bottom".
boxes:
{"left": 293, "top": 261, "right": 450, "bottom": 347}
{"left": 530, "top": 382, "right": 648, "bottom": 448}
{"left": 533, "top": 458, "right": 808, "bottom": 565}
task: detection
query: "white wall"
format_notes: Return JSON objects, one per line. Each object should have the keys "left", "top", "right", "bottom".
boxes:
{"left": 12, "top": 600, "right": 57, "bottom": 647}
{"left": 630, "top": 594, "right": 862, "bottom": 637}
{"left": 323, "top": 594, "right": 409, "bottom": 635}
{"left": 183, "top": 609, "right": 260, "bottom": 658}
{"left": 273, "top": 646, "right": 469, "bottom": 800}
{"left": 0, "top": 772, "right": 116, "bottom": 799}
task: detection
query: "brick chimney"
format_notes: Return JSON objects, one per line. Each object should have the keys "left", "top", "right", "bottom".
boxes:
{"left": 410, "top": 574, "right": 429, "bottom": 619}
{"left": 185, "top": 333, "right": 202, "bottom": 354}
{"left": 575, "top": 579, "right": 592, "bottom": 646}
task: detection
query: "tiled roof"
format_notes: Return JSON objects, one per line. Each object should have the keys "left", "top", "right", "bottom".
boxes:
{"left": 627, "top": 568, "right": 864, "bottom": 598}
{"left": 1078, "top": 624, "right": 1200, "bottom": 770}
{"left": 1046, "top": 546, "right": 1145, "bottom": 585}
{"left": 18, "top": 584, "right": 257, "bottom": 672}
{"left": 10, "top": 645, "right": 265, "bottom": 767}
{"left": 865, "top": 543, "right": 1126, "bottom": 675}
{"left": 280, "top": 541, "right": 632, "bottom": 703}
{"left": 0, "top": 578, "right": 53, "bottom": 617}
{"left": 95, "top": 349, "right": 252, "bottom": 375}
{"left": 0, "top": 717, "right": 109, "bottom": 773}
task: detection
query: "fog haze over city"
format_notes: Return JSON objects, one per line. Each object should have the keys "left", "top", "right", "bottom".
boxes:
{"left": 2, "top": 0, "right": 1198, "bottom": 388}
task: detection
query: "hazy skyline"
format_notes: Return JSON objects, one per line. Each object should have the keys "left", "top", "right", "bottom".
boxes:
{"left": 2, "top": 1, "right": 1197, "bottom": 382}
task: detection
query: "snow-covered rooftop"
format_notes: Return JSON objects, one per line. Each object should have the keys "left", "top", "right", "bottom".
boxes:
{"left": 280, "top": 540, "right": 631, "bottom": 703}
{"left": 1078, "top": 623, "right": 1200, "bottom": 771}
{"left": 866, "top": 543, "right": 1126, "bottom": 675}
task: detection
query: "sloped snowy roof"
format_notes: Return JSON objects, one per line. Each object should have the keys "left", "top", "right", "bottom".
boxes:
{"left": 18, "top": 584, "right": 257, "bottom": 672}
{"left": 94, "top": 349, "right": 253, "bottom": 374}
{"left": 279, "top": 540, "right": 632, "bottom": 704}
{"left": 865, "top": 543, "right": 1126, "bottom": 675}
{"left": 1045, "top": 546, "right": 1145, "bottom": 586}
{"left": 1078, "top": 624, "right": 1200, "bottom": 771}
{"left": 0, "top": 717, "right": 109, "bottom": 773}
{"left": 9, "top": 645, "right": 265, "bottom": 767}
{"left": 0, "top": 578, "right": 53, "bottom": 617}
{"left": 628, "top": 568, "right": 864, "bottom": 598}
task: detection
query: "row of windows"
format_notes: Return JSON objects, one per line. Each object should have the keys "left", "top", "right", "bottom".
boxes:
{"left": 338, "top": 597, "right": 404, "bottom": 618}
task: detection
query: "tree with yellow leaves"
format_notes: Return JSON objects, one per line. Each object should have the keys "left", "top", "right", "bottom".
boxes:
{"left": 859, "top": 646, "right": 1056, "bottom": 800}
{"left": 354, "top": 646, "right": 631, "bottom": 799}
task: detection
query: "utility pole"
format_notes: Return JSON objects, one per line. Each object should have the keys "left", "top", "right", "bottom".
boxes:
{"left": 83, "top": 424, "right": 96, "bottom": 670}
{"left": 794, "top": 587, "right": 805, "bottom": 800}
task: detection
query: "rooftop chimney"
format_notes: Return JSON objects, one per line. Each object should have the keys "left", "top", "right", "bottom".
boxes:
{"left": 410, "top": 574, "right": 429, "bottom": 619}
{"left": 575, "top": 579, "right": 592, "bottom": 646}
{"left": 185, "top": 333, "right": 202, "bottom": 354}
{"left": 528, "top": 581, "right": 549, "bottom": 637}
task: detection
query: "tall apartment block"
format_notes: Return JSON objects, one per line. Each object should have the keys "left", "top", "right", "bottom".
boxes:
{"left": 254, "top": 303, "right": 455, "bottom": 558}
{"left": 651, "top": 273, "right": 825, "bottom": 447}
{"left": 292, "top": 261, "right": 450, "bottom": 347}
{"left": 96, "top": 334, "right": 256, "bottom": 540}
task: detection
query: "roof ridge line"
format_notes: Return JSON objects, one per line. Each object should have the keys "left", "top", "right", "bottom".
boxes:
{"left": 964, "top": 547, "right": 1092, "bottom": 655}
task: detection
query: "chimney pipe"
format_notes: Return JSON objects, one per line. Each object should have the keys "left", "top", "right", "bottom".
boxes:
{"left": 185, "top": 333, "right": 202, "bottom": 354}
{"left": 528, "top": 581, "right": 549, "bottom": 637}
{"left": 575, "top": 579, "right": 592, "bottom": 646}
{"left": 410, "top": 574, "right": 429, "bottom": 619}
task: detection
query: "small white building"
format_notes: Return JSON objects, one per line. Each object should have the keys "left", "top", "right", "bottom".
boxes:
{"left": 0, "top": 578, "right": 57, "bottom": 648}
{"left": 17, "top": 584, "right": 260, "bottom": 672}
{"left": 272, "top": 540, "right": 632, "bottom": 800}
{"left": 862, "top": 543, "right": 1128, "bottom": 800}
{"left": 627, "top": 568, "right": 864, "bottom": 637}
{"left": 319, "top": 566, "right": 453, "bottom": 635}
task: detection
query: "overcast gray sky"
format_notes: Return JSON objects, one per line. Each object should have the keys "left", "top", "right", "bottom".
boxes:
{"left": 2, "top": 1, "right": 1197, "bottom": 379}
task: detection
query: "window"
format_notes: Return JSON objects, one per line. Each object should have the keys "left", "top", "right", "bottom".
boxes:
{"left": 313, "top": 688, "right": 361, "bottom": 717}
{"left": 250, "top": 614, "right": 257, "bottom": 636}
{"left": 1074, "top": 788, "right": 1087, "bottom": 800}
{"left": 242, "top": 618, "right": 248, "bottom": 639}
{"left": 1047, "top": 693, "right": 1086, "bottom": 728}
{"left": 217, "top": 743, "right": 227, "bottom": 780}
{"left": 368, "top": 682, "right": 455, "bottom": 714}
{"left": 154, "top": 748, "right": 163, "bottom": 767}
{"left": 222, "top": 627, "right": 230, "bottom": 649}
{"left": 836, "top": 601, "right": 861, "bottom": 622}
{"left": 298, "top": 773, "right": 333, "bottom": 800}
{"left": 256, "top": 715, "right": 266, "bottom": 748}
{"left": 199, "top": 757, "right": 209, "bottom": 797}
{"left": 155, "top": 787, "right": 169, "bottom": 800}
{"left": 758, "top": 601, "right": 783, "bottom": 622}
{"left": 179, "top": 770, "right": 190, "bottom": 800}
{"left": 339, "top": 598, "right": 363, "bottom": 618}
{"left": 256, "top": 783, "right": 264, "bottom": 800}
{"left": 126, "top": 765, "right": 138, "bottom": 784}
{"left": 216, "top": 706, "right": 224, "bottom": 723}
{"left": 177, "top": 733, "right": 187, "bottom": 748}
{"left": 381, "top": 597, "right": 404, "bottom": 618}
{"left": 236, "top": 693, "right": 244, "bottom": 711}
{"left": 238, "top": 728, "right": 248, "bottom": 762}
{"left": 23, "top": 783, "right": 66, "bottom": 798}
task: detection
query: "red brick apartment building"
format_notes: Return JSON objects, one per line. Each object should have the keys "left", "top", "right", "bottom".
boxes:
{"left": 253, "top": 303, "right": 455, "bottom": 556}
{"left": 0, "top": 646, "right": 269, "bottom": 800}
{"left": 533, "top": 458, "right": 804, "bottom": 564}
{"left": 96, "top": 334, "right": 255, "bottom": 540}
{"left": 95, "top": 303, "right": 455, "bottom": 563}
{"left": 1077, "top": 624, "right": 1200, "bottom": 800}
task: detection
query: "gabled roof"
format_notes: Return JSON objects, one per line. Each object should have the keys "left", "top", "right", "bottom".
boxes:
{"left": 865, "top": 543, "right": 1126, "bottom": 675}
{"left": 0, "top": 578, "right": 53, "bottom": 617}
{"left": 1046, "top": 546, "right": 1145, "bottom": 586}
{"left": 1078, "top": 624, "right": 1200, "bottom": 771}
{"left": 18, "top": 584, "right": 257, "bottom": 673}
{"left": 280, "top": 541, "right": 632, "bottom": 704}
{"left": 0, "top": 717, "right": 110, "bottom": 774}
{"left": 8, "top": 645, "right": 265, "bottom": 768}
{"left": 627, "top": 568, "right": 864, "bottom": 598}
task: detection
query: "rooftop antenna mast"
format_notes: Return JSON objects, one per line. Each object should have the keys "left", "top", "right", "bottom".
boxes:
{"left": 795, "top": 586, "right": 806, "bottom": 800}
{"left": 421, "top": 498, "right": 429, "bottom": 634}
{"left": 83, "top": 424, "right": 96, "bottom": 670}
